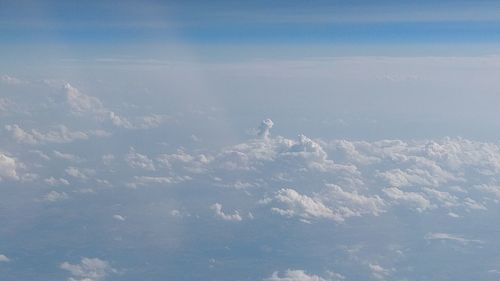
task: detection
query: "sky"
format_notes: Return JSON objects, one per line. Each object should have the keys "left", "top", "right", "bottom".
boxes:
{"left": 3, "top": 1, "right": 500, "bottom": 281}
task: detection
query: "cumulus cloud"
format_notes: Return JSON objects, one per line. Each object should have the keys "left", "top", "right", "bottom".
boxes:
{"left": 40, "top": 191, "right": 69, "bottom": 202}
{"left": 60, "top": 257, "right": 116, "bottom": 281}
{"left": 4, "top": 124, "right": 102, "bottom": 145}
{"left": 44, "top": 177, "right": 70, "bottom": 186}
{"left": 383, "top": 187, "right": 431, "bottom": 212}
{"left": 0, "top": 254, "right": 10, "bottom": 262}
{"left": 113, "top": 214, "right": 126, "bottom": 221}
{"left": 269, "top": 188, "right": 341, "bottom": 222}
{"left": 264, "top": 269, "right": 339, "bottom": 281}
{"left": 156, "top": 149, "right": 211, "bottom": 174}
{"left": 65, "top": 167, "right": 94, "bottom": 180}
{"left": 368, "top": 263, "right": 392, "bottom": 280}
{"left": 211, "top": 203, "right": 243, "bottom": 221}
{"left": 0, "top": 153, "right": 19, "bottom": 181}
{"left": 64, "top": 83, "right": 105, "bottom": 115}
{"left": 125, "top": 148, "right": 155, "bottom": 171}
{"left": 268, "top": 186, "right": 385, "bottom": 223}
{"left": 258, "top": 118, "right": 274, "bottom": 139}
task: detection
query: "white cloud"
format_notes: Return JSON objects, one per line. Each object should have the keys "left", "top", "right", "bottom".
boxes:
{"left": 270, "top": 188, "right": 341, "bottom": 222}
{"left": 383, "top": 187, "right": 431, "bottom": 212}
{"left": 60, "top": 257, "right": 116, "bottom": 281}
{"left": 64, "top": 83, "right": 106, "bottom": 115}
{"left": 323, "top": 184, "right": 386, "bottom": 218}
{"left": 64, "top": 83, "right": 169, "bottom": 129}
{"left": 44, "top": 177, "right": 70, "bottom": 186}
{"left": 211, "top": 203, "right": 243, "bottom": 221}
{"left": 126, "top": 176, "right": 175, "bottom": 188}
{"left": 264, "top": 269, "right": 337, "bottom": 281}
{"left": 476, "top": 184, "right": 500, "bottom": 200}
{"left": 258, "top": 118, "right": 274, "bottom": 139}
{"left": 425, "top": 232, "right": 483, "bottom": 245}
{"left": 269, "top": 186, "right": 385, "bottom": 223}
{"left": 41, "top": 191, "right": 69, "bottom": 202}
{"left": 113, "top": 214, "right": 126, "bottom": 221}
{"left": 0, "top": 153, "right": 19, "bottom": 181}
{"left": 0, "top": 254, "right": 10, "bottom": 262}
{"left": 5, "top": 124, "right": 91, "bottom": 145}
{"left": 368, "top": 263, "right": 392, "bottom": 280}
{"left": 53, "top": 150, "right": 83, "bottom": 162}
{"left": 65, "top": 167, "right": 94, "bottom": 180}
{"left": 125, "top": 148, "right": 155, "bottom": 171}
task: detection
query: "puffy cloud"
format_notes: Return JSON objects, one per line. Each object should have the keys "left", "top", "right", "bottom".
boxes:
{"left": 269, "top": 188, "right": 341, "bottom": 222}
{"left": 323, "top": 184, "right": 385, "bottom": 218}
{"left": 0, "top": 153, "right": 19, "bottom": 180}
{"left": 44, "top": 177, "right": 70, "bottom": 186}
{"left": 65, "top": 167, "right": 94, "bottom": 180}
{"left": 64, "top": 83, "right": 105, "bottom": 115}
{"left": 368, "top": 263, "right": 392, "bottom": 280}
{"left": 258, "top": 118, "right": 274, "bottom": 139}
{"left": 383, "top": 187, "right": 431, "bottom": 212}
{"left": 60, "top": 257, "right": 116, "bottom": 281}
{"left": 41, "top": 191, "right": 69, "bottom": 202}
{"left": 0, "top": 254, "right": 10, "bottom": 262}
{"left": 264, "top": 269, "right": 338, "bottom": 281}
{"left": 211, "top": 203, "right": 243, "bottom": 221}
{"left": 156, "top": 149, "right": 211, "bottom": 174}
{"left": 125, "top": 148, "right": 155, "bottom": 171}
{"left": 4, "top": 124, "right": 100, "bottom": 145}
{"left": 269, "top": 186, "right": 385, "bottom": 223}
{"left": 113, "top": 214, "right": 126, "bottom": 221}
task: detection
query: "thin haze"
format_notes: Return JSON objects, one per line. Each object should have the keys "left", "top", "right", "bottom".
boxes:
{"left": 2, "top": 1, "right": 500, "bottom": 281}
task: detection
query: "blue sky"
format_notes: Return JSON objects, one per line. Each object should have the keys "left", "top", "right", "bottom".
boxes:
{"left": 3, "top": 0, "right": 500, "bottom": 46}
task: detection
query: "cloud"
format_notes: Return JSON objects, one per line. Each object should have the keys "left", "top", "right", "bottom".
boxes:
{"left": 269, "top": 188, "right": 341, "bottom": 222}
{"left": 0, "top": 254, "right": 10, "bottom": 262}
{"left": 64, "top": 83, "right": 106, "bottom": 115}
{"left": 268, "top": 186, "right": 385, "bottom": 223}
{"left": 4, "top": 124, "right": 105, "bottom": 145}
{"left": 65, "top": 167, "right": 94, "bottom": 180}
{"left": 44, "top": 177, "right": 70, "bottom": 186}
{"left": 112, "top": 214, "right": 126, "bottom": 221}
{"left": 126, "top": 176, "right": 177, "bottom": 188}
{"left": 211, "top": 203, "right": 243, "bottom": 221}
{"left": 258, "top": 118, "right": 274, "bottom": 139}
{"left": 40, "top": 190, "right": 69, "bottom": 202}
{"left": 125, "top": 148, "right": 156, "bottom": 171}
{"left": 53, "top": 150, "right": 84, "bottom": 162}
{"left": 424, "top": 232, "right": 483, "bottom": 245}
{"left": 368, "top": 263, "right": 392, "bottom": 280}
{"left": 64, "top": 83, "right": 169, "bottom": 129}
{"left": 476, "top": 184, "right": 500, "bottom": 200}
{"left": 264, "top": 269, "right": 339, "bottom": 281}
{"left": 0, "top": 153, "right": 19, "bottom": 181}
{"left": 60, "top": 257, "right": 116, "bottom": 281}
{"left": 1, "top": 75, "right": 22, "bottom": 85}
{"left": 383, "top": 187, "right": 431, "bottom": 212}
